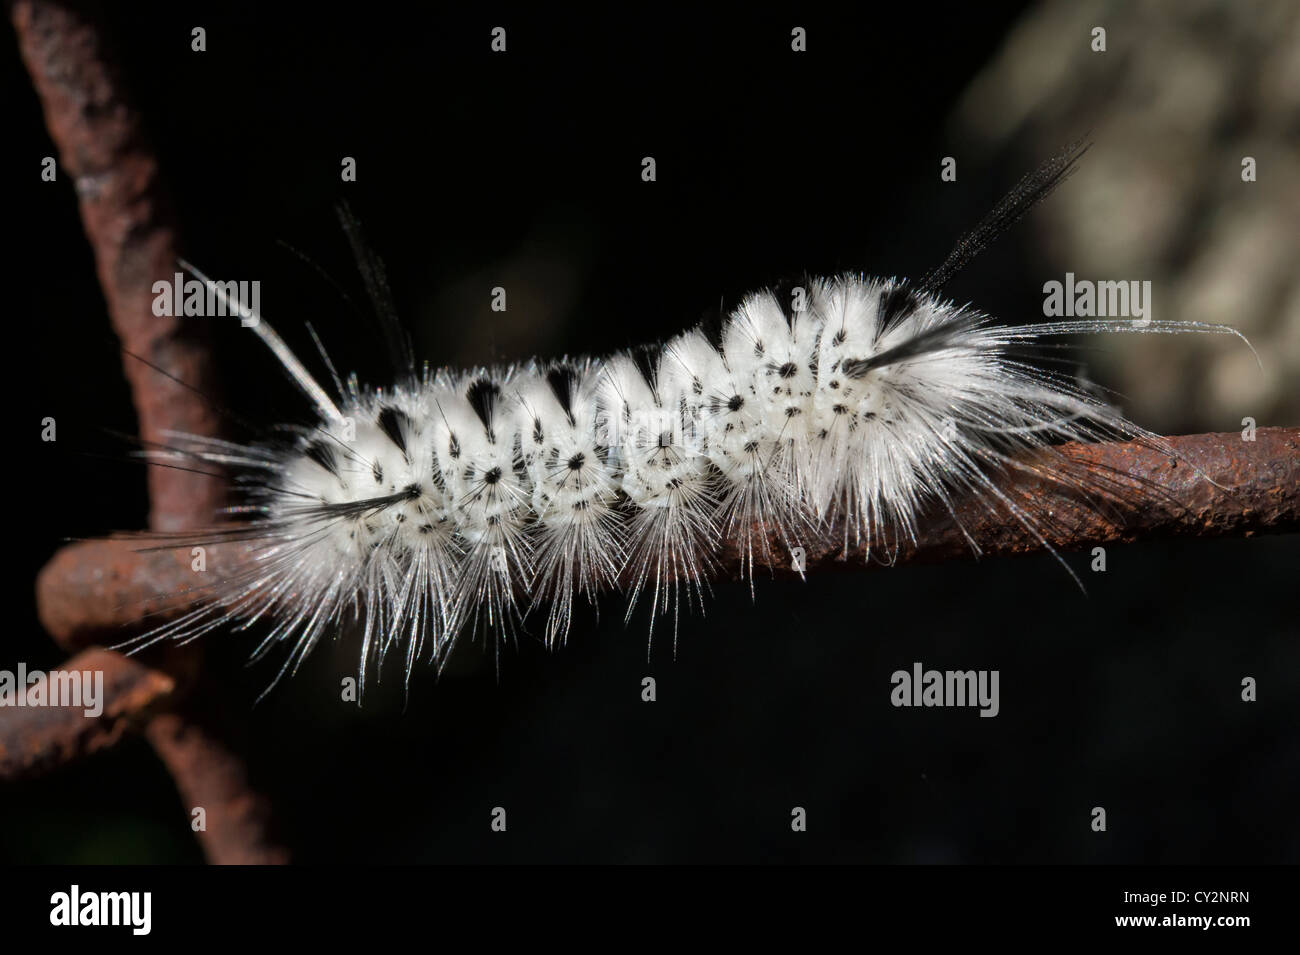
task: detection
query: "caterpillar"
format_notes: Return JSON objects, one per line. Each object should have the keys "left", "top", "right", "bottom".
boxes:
{"left": 118, "top": 144, "right": 1252, "bottom": 696}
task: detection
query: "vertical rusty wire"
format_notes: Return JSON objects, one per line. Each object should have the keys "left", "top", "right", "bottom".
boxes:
{"left": 9, "top": 0, "right": 286, "bottom": 863}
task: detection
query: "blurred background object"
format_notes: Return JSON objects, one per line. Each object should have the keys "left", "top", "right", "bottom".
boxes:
{"left": 951, "top": 0, "right": 1300, "bottom": 432}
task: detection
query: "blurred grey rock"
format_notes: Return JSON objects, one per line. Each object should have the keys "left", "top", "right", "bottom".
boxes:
{"left": 952, "top": 0, "right": 1299, "bottom": 432}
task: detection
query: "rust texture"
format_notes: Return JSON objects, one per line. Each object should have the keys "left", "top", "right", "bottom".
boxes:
{"left": 37, "top": 539, "right": 258, "bottom": 651}
{"left": 760, "top": 427, "right": 1300, "bottom": 574}
{"left": 32, "top": 429, "right": 1300, "bottom": 643}
{"left": 0, "top": 648, "right": 177, "bottom": 778}
{"left": 10, "top": 0, "right": 286, "bottom": 863}
{"left": 144, "top": 700, "right": 291, "bottom": 865}
{"left": 12, "top": 0, "right": 223, "bottom": 531}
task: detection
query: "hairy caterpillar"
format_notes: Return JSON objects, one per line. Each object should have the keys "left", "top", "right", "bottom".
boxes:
{"left": 118, "top": 144, "right": 1251, "bottom": 696}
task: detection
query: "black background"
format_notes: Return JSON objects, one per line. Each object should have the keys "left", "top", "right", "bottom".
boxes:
{"left": 7, "top": 3, "right": 1297, "bottom": 863}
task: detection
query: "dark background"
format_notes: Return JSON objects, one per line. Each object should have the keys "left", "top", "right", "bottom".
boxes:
{"left": 7, "top": 2, "right": 1297, "bottom": 863}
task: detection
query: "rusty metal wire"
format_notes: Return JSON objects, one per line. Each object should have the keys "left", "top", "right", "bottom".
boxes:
{"left": 8, "top": 0, "right": 286, "bottom": 864}
{"left": 5, "top": 0, "right": 1296, "bottom": 866}
{"left": 28, "top": 428, "right": 1300, "bottom": 642}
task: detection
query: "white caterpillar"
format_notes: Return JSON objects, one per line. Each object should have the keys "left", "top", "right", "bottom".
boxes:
{"left": 122, "top": 147, "right": 1251, "bottom": 695}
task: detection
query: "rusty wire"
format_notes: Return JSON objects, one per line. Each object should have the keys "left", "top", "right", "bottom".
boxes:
{"left": 9, "top": 0, "right": 286, "bottom": 864}
{"left": 4, "top": 0, "right": 1297, "bottom": 865}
